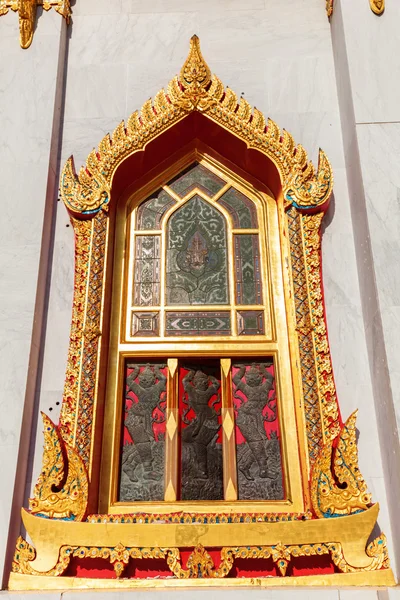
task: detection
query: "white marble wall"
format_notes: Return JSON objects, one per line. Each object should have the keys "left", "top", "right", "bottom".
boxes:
{"left": 4, "top": 0, "right": 397, "bottom": 595}
{"left": 0, "top": 8, "right": 64, "bottom": 584}
{"left": 331, "top": 0, "right": 400, "bottom": 579}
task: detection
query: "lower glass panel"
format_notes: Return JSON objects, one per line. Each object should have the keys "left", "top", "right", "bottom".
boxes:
{"left": 119, "top": 362, "right": 167, "bottom": 502}
{"left": 179, "top": 362, "right": 223, "bottom": 500}
{"left": 232, "top": 361, "right": 284, "bottom": 500}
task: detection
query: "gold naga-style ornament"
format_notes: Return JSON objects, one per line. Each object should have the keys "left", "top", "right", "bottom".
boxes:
{"left": 8, "top": 35, "right": 395, "bottom": 590}
{"left": 0, "top": 0, "right": 71, "bottom": 48}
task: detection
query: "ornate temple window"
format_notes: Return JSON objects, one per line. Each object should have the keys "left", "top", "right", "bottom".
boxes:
{"left": 101, "top": 155, "right": 303, "bottom": 513}
{"left": 9, "top": 37, "right": 393, "bottom": 589}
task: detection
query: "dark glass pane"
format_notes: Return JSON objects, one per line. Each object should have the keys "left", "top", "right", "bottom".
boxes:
{"left": 168, "top": 162, "right": 225, "bottom": 198}
{"left": 119, "top": 362, "right": 167, "bottom": 501}
{"left": 133, "top": 236, "right": 160, "bottom": 306}
{"left": 166, "top": 196, "right": 229, "bottom": 305}
{"left": 136, "top": 189, "right": 176, "bottom": 230}
{"left": 179, "top": 362, "right": 223, "bottom": 500}
{"left": 234, "top": 234, "right": 262, "bottom": 305}
{"left": 166, "top": 311, "right": 231, "bottom": 336}
{"left": 237, "top": 310, "right": 264, "bottom": 335}
{"left": 218, "top": 187, "right": 258, "bottom": 229}
{"left": 131, "top": 312, "right": 159, "bottom": 337}
{"left": 232, "top": 361, "right": 284, "bottom": 500}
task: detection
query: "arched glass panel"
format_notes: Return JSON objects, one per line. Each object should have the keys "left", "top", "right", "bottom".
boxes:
{"left": 166, "top": 196, "right": 229, "bottom": 306}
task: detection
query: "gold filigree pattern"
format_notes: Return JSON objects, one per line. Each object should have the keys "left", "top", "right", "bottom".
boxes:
{"left": 60, "top": 36, "right": 332, "bottom": 216}
{"left": 311, "top": 411, "right": 372, "bottom": 519}
{"left": 0, "top": 0, "right": 70, "bottom": 48}
{"left": 287, "top": 207, "right": 323, "bottom": 464}
{"left": 370, "top": 0, "right": 385, "bottom": 15}
{"left": 329, "top": 534, "right": 390, "bottom": 572}
{"left": 12, "top": 537, "right": 72, "bottom": 576}
{"left": 28, "top": 413, "right": 88, "bottom": 521}
{"left": 302, "top": 213, "right": 340, "bottom": 441}
{"left": 11, "top": 537, "right": 390, "bottom": 578}
{"left": 86, "top": 511, "right": 313, "bottom": 524}
{"left": 73, "top": 210, "right": 108, "bottom": 467}
{"left": 59, "top": 218, "right": 92, "bottom": 446}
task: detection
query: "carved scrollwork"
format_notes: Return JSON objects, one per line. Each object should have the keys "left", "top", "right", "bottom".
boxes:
{"left": 60, "top": 36, "right": 333, "bottom": 216}
{"left": 28, "top": 412, "right": 88, "bottom": 521}
{"left": 12, "top": 537, "right": 390, "bottom": 578}
{"left": 311, "top": 411, "right": 372, "bottom": 518}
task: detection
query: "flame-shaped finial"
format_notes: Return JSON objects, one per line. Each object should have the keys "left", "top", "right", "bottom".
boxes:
{"left": 179, "top": 35, "right": 212, "bottom": 89}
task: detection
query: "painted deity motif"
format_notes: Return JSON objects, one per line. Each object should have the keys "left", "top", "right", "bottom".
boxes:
{"left": 233, "top": 363, "right": 284, "bottom": 500}
{"left": 119, "top": 364, "right": 167, "bottom": 501}
{"left": 181, "top": 367, "right": 223, "bottom": 500}
{"left": 166, "top": 196, "right": 229, "bottom": 306}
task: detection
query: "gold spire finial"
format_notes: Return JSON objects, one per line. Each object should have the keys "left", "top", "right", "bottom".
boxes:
{"left": 179, "top": 35, "right": 211, "bottom": 89}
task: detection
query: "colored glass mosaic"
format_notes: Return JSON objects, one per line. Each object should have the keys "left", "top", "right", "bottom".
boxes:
{"left": 133, "top": 236, "right": 160, "bottom": 306}
{"left": 167, "top": 162, "right": 226, "bottom": 198}
{"left": 237, "top": 310, "right": 265, "bottom": 335}
{"left": 218, "top": 187, "right": 258, "bottom": 228}
{"left": 165, "top": 312, "right": 231, "bottom": 336}
{"left": 234, "top": 234, "right": 263, "bottom": 305}
{"left": 166, "top": 196, "right": 229, "bottom": 305}
{"left": 136, "top": 189, "right": 176, "bottom": 230}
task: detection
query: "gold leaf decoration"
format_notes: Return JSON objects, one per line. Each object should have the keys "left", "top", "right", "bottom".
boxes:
{"left": 0, "top": 0, "right": 70, "bottom": 48}
{"left": 311, "top": 411, "right": 372, "bottom": 518}
{"left": 60, "top": 35, "right": 333, "bottom": 216}
{"left": 370, "top": 0, "right": 384, "bottom": 14}
{"left": 28, "top": 412, "right": 88, "bottom": 521}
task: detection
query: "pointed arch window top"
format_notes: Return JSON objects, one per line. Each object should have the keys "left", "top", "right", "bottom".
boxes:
{"left": 60, "top": 35, "right": 333, "bottom": 217}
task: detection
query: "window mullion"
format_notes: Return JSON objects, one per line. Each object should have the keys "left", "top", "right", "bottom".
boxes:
{"left": 221, "top": 358, "right": 238, "bottom": 500}
{"left": 164, "top": 358, "right": 179, "bottom": 501}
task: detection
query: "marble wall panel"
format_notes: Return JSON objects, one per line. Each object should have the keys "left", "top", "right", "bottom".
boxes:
{"left": 339, "top": 0, "right": 400, "bottom": 124}
{"left": 356, "top": 121, "right": 400, "bottom": 448}
{"left": 0, "top": 7, "right": 63, "bottom": 582}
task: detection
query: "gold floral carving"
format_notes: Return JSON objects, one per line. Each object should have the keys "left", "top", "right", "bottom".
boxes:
{"left": 311, "top": 411, "right": 372, "bottom": 519}
{"left": 302, "top": 213, "right": 340, "bottom": 442}
{"left": 0, "top": 0, "right": 70, "bottom": 48}
{"left": 59, "top": 210, "right": 108, "bottom": 469}
{"left": 370, "top": 0, "right": 385, "bottom": 14}
{"left": 12, "top": 537, "right": 389, "bottom": 579}
{"left": 28, "top": 413, "right": 88, "bottom": 521}
{"left": 59, "top": 217, "right": 92, "bottom": 447}
{"left": 60, "top": 36, "right": 332, "bottom": 217}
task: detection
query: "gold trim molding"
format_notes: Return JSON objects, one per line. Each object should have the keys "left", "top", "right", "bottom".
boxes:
{"left": 0, "top": 0, "right": 71, "bottom": 48}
